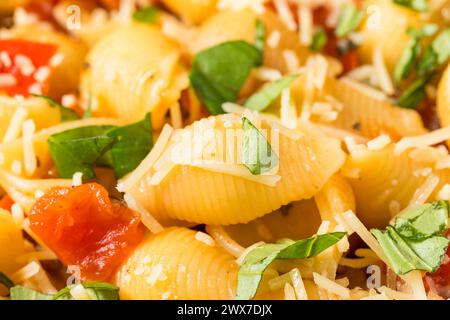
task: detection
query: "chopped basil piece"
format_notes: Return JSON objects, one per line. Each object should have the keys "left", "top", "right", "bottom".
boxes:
{"left": 396, "top": 76, "right": 430, "bottom": 109}
{"left": 393, "top": 0, "right": 429, "bottom": 12}
{"left": 53, "top": 282, "right": 119, "bottom": 300}
{"left": 418, "top": 28, "right": 450, "bottom": 76}
{"left": 48, "top": 113, "right": 152, "bottom": 179}
{"left": 241, "top": 117, "right": 278, "bottom": 175}
{"left": 335, "top": 4, "right": 364, "bottom": 37}
{"left": 0, "top": 272, "right": 14, "bottom": 290}
{"left": 371, "top": 200, "right": 450, "bottom": 275}
{"left": 254, "top": 19, "right": 266, "bottom": 66}
{"left": 236, "top": 232, "right": 346, "bottom": 300}
{"left": 132, "top": 6, "right": 159, "bottom": 24}
{"left": 310, "top": 28, "right": 328, "bottom": 52}
{"left": 106, "top": 113, "right": 153, "bottom": 178}
{"left": 190, "top": 41, "right": 262, "bottom": 115}
{"left": 32, "top": 94, "right": 79, "bottom": 122}
{"left": 244, "top": 75, "right": 298, "bottom": 112}
{"left": 10, "top": 286, "right": 53, "bottom": 300}
{"left": 394, "top": 24, "right": 437, "bottom": 84}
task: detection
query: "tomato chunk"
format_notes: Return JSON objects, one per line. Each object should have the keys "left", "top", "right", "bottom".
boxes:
{"left": 0, "top": 40, "right": 57, "bottom": 97}
{"left": 0, "top": 195, "right": 14, "bottom": 212}
{"left": 424, "top": 246, "right": 450, "bottom": 299}
{"left": 29, "top": 183, "right": 145, "bottom": 281}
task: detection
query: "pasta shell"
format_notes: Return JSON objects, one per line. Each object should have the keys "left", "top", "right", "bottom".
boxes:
{"left": 82, "top": 25, "right": 188, "bottom": 129}
{"left": 324, "top": 77, "right": 426, "bottom": 139}
{"left": 161, "top": 0, "right": 217, "bottom": 25}
{"left": 127, "top": 116, "right": 346, "bottom": 225}
{"left": 0, "top": 209, "right": 26, "bottom": 276}
{"left": 115, "top": 227, "right": 237, "bottom": 300}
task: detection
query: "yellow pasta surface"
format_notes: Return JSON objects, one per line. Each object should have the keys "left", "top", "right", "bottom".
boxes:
{"left": 161, "top": 0, "right": 217, "bottom": 25}
{"left": 82, "top": 25, "right": 188, "bottom": 129}
{"left": 115, "top": 227, "right": 237, "bottom": 300}
{"left": 357, "top": 0, "right": 421, "bottom": 73}
{"left": 128, "top": 117, "right": 346, "bottom": 225}
{"left": 0, "top": 209, "right": 26, "bottom": 276}
{"left": 324, "top": 78, "right": 426, "bottom": 139}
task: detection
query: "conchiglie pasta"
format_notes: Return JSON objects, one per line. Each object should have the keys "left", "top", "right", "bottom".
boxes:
{"left": 10, "top": 25, "right": 88, "bottom": 99}
{"left": 0, "top": 209, "right": 26, "bottom": 276}
{"left": 0, "top": 0, "right": 27, "bottom": 12}
{"left": 357, "top": 0, "right": 421, "bottom": 73}
{"left": 82, "top": 25, "right": 188, "bottom": 129}
{"left": 324, "top": 77, "right": 426, "bottom": 139}
{"left": 191, "top": 9, "right": 309, "bottom": 74}
{"left": 115, "top": 227, "right": 237, "bottom": 300}
{"left": 0, "top": 96, "right": 61, "bottom": 141}
{"left": 127, "top": 116, "right": 346, "bottom": 225}
{"left": 343, "top": 145, "right": 442, "bottom": 228}
{"left": 161, "top": 0, "right": 217, "bottom": 24}
{"left": 223, "top": 199, "right": 322, "bottom": 247}
{"left": 437, "top": 63, "right": 450, "bottom": 147}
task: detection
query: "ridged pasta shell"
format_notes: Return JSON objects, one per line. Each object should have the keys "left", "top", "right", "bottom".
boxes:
{"left": 115, "top": 227, "right": 237, "bottom": 300}
{"left": 82, "top": 25, "right": 188, "bottom": 129}
{"left": 161, "top": 0, "right": 217, "bottom": 25}
{"left": 0, "top": 209, "right": 26, "bottom": 276}
{"left": 324, "top": 78, "right": 426, "bottom": 139}
{"left": 128, "top": 118, "right": 346, "bottom": 225}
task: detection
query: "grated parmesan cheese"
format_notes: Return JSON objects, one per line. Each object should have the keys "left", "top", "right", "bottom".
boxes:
{"left": 274, "top": 0, "right": 297, "bottom": 31}
{"left": 373, "top": 48, "right": 394, "bottom": 95}
{"left": 367, "top": 134, "right": 391, "bottom": 151}
{"left": 22, "top": 119, "right": 37, "bottom": 177}
{"left": 284, "top": 283, "right": 297, "bottom": 300}
{"left": 3, "top": 106, "right": 28, "bottom": 143}
{"left": 267, "top": 30, "right": 281, "bottom": 48}
{"left": 70, "top": 284, "right": 91, "bottom": 300}
{"left": 11, "top": 203, "right": 24, "bottom": 227}
{"left": 195, "top": 231, "right": 216, "bottom": 247}
{"left": 437, "top": 184, "right": 450, "bottom": 200}
{"left": 313, "top": 272, "right": 350, "bottom": 298}
{"left": 71, "top": 172, "right": 83, "bottom": 187}
{"left": 395, "top": 126, "right": 450, "bottom": 154}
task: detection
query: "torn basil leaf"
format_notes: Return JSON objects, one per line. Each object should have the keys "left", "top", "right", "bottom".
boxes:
{"left": 241, "top": 117, "right": 278, "bottom": 175}
{"left": 254, "top": 19, "right": 266, "bottom": 66}
{"left": 48, "top": 113, "right": 152, "bottom": 180}
{"left": 32, "top": 94, "right": 79, "bottom": 123}
{"left": 393, "top": 0, "right": 429, "bottom": 12}
{"left": 0, "top": 272, "right": 14, "bottom": 290}
{"left": 396, "top": 76, "right": 430, "bottom": 109}
{"left": 371, "top": 200, "right": 450, "bottom": 275}
{"left": 335, "top": 4, "right": 364, "bottom": 37}
{"left": 310, "top": 28, "right": 328, "bottom": 52}
{"left": 236, "top": 232, "right": 346, "bottom": 300}
{"left": 244, "top": 75, "right": 298, "bottom": 112}
{"left": 190, "top": 41, "right": 262, "bottom": 115}
{"left": 10, "top": 286, "right": 53, "bottom": 300}
{"left": 418, "top": 28, "right": 450, "bottom": 76}
{"left": 53, "top": 282, "right": 119, "bottom": 300}
{"left": 132, "top": 6, "right": 159, "bottom": 24}
{"left": 106, "top": 113, "right": 153, "bottom": 178}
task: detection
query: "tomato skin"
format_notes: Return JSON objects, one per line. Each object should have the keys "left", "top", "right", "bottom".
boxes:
{"left": 0, "top": 195, "right": 14, "bottom": 212}
{"left": 424, "top": 246, "right": 450, "bottom": 299}
{"left": 29, "top": 183, "right": 145, "bottom": 281}
{"left": 0, "top": 40, "right": 57, "bottom": 97}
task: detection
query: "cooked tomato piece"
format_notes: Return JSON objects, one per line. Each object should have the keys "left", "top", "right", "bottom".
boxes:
{"left": 0, "top": 195, "right": 14, "bottom": 212}
{"left": 341, "top": 51, "right": 359, "bottom": 74}
{"left": 0, "top": 40, "right": 57, "bottom": 97}
{"left": 424, "top": 246, "right": 450, "bottom": 299}
{"left": 28, "top": 183, "right": 145, "bottom": 281}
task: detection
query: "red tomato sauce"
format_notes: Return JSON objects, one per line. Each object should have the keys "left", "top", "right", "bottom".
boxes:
{"left": 28, "top": 183, "right": 145, "bottom": 281}
{"left": 0, "top": 195, "right": 14, "bottom": 212}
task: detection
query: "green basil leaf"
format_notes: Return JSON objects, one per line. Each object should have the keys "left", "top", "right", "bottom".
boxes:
{"left": 393, "top": 0, "right": 429, "bottom": 12}
{"left": 335, "top": 4, "right": 364, "bottom": 37}
{"left": 83, "top": 93, "right": 93, "bottom": 119}
{"left": 394, "top": 200, "right": 449, "bottom": 239}
{"left": 244, "top": 75, "right": 298, "bottom": 112}
{"left": 32, "top": 94, "right": 79, "bottom": 123}
{"left": 254, "top": 19, "right": 266, "bottom": 66}
{"left": 0, "top": 272, "right": 14, "bottom": 290}
{"left": 241, "top": 117, "right": 278, "bottom": 175}
{"left": 48, "top": 126, "right": 116, "bottom": 179}
{"left": 372, "top": 200, "right": 450, "bottom": 275}
{"left": 190, "top": 41, "right": 262, "bottom": 115}
{"left": 132, "top": 6, "right": 159, "bottom": 24}
{"left": 10, "top": 286, "right": 53, "bottom": 300}
{"left": 53, "top": 282, "right": 119, "bottom": 300}
{"left": 396, "top": 76, "right": 430, "bottom": 109}
{"left": 407, "top": 24, "right": 438, "bottom": 38}
{"left": 431, "top": 28, "right": 450, "bottom": 64}
{"left": 310, "top": 28, "right": 328, "bottom": 52}
{"left": 236, "top": 232, "right": 346, "bottom": 300}
{"left": 106, "top": 113, "right": 153, "bottom": 178}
